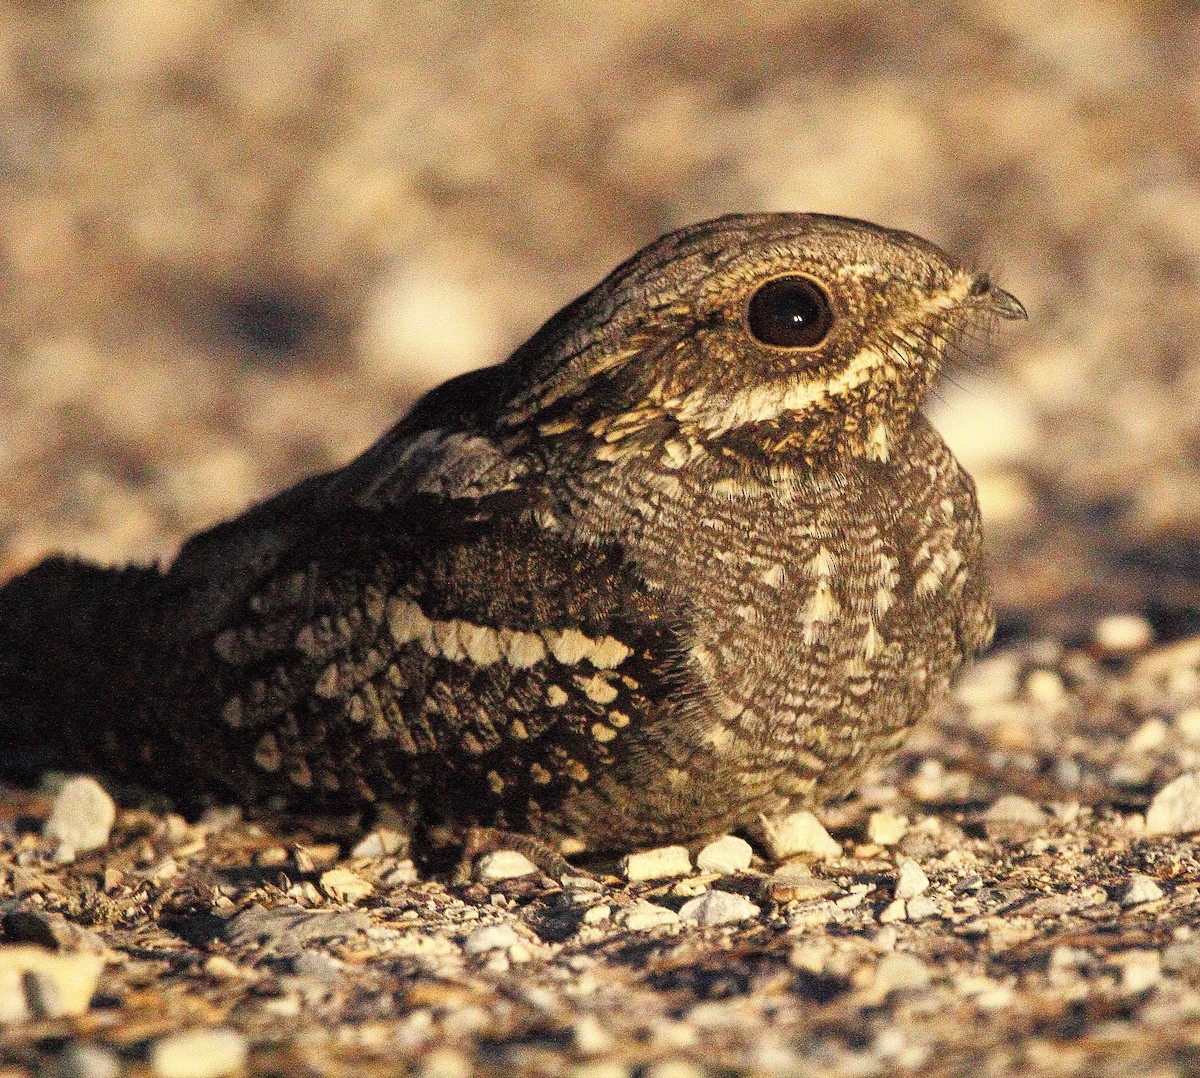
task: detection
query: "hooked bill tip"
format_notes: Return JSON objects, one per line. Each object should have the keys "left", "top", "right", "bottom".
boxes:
{"left": 989, "top": 286, "right": 1027, "bottom": 321}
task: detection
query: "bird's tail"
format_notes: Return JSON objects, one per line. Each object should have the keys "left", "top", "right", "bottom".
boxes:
{"left": 0, "top": 556, "right": 164, "bottom": 778}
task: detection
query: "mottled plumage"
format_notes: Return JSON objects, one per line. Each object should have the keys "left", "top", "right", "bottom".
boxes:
{"left": 0, "top": 213, "right": 1024, "bottom": 853}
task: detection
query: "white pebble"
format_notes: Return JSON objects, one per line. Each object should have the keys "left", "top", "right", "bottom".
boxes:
{"left": 757, "top": 810, "right": 841, "bottom": 860}
{"left": 979, "top": 787, "right": 1046, "bottom": 830}
{"left": 1126, "top": 718, "right": 1168, "bottom": 755}
{"left": 1146, "top": 772, "right": 1200, "bottom": 835}
{"left": 622, "top": 845, "right": 691, "bottom": 882}
{"left": 1024, "top": 669, "right": 1066, "bottom": 707}
{"left": 475, "top": 850, "right": 538, "bottom": 881}
{"left": 866, "top": 953, "right": 931, "bottom": 1003}
{"left": 573, "top": 1014, "right": 614, "bottom": 1055}
{"left": 52, "top": 1043, "right": 122, "bottom": 1078}
{"left": 678, "top": 889, "right": 761, "bottom": 926}
{"left": 462, "top": 924, "right": 520, "bottom": 956}
{"left": 1175, "top": 708, "right": 1200, "bottom": 743}
{"left": 1122, "top": 874, "right": 1165, "bottom": 906}
{"left": 905, "top": 895, "right": 938, "bottom": 921}
{"left": 150, "top": 1028, "right": 247, "bottom": 1078}
{"left": 0, "top": 947, "right": 105, "bottom": 1024}
{"left": 878, "top": 899, "right": 907, "bottom": 924}
{"left": 1094, "top": 613, "right": 1153, "bottom": 654}
{"left": 954, "top": 653, "right": 1021, "bottom": 708}
{"left": 894, "top": 859, "right": 929, "bottom": 900}
{"left": 643, "top": 1062, "right": 707, "bottom": 1078}
{"left": 1116, "top": 950, "right": 1161, "bottom": 994}
{"left": 695, "top": 835, "right": 753, "bottom": 874}
{"left": 44, "top": 777, "right": 116, "bottom": 854}
{"left": 614, "top": 901, "right": 679, "bottom": 931}
{"left": 866, "top": 810, "right": 908, "bottom": 846}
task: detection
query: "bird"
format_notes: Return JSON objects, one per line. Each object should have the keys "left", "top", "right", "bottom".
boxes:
{"left": 0, "top": 212, "right": 1025, "bottom": 860}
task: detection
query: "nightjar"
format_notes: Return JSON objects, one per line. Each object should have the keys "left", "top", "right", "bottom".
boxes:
{"left": 0, "top": 213, "right": 1025, "bottom": 854}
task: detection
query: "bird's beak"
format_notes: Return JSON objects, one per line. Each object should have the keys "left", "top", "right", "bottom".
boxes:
{"left": 986, "top": 286, "right": 1027, "bottom": 321}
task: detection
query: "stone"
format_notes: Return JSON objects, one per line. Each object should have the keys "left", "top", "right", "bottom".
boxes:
{"left": 878, "top": 899, "right": 907, "bottom": 924}
{"left": 678, "top": 889, "right": 760, "bottom": 926}
{"left": 1094, "top": 613, "right": 1153, "bottom": 654}
{"left": 757, "top": 810, "right": 841, "bottom": 860}
{"left": 864, "top": 953, "right": 931, "bottom": 1003}
{"left": 1146, "top": 773, "right": 1200, "bottom": 835}
{"left": 905, "top": 895, "right": 938, "bottom": 921}
{"left": 319, "top": 867, "right": 374, "bottom": 903}
{"left": 150, "top": 1028, "right": 248, "bottom": 1078}
{"left": 222, "top": 905, "right": 370, "bottom": 953}
{"left": 866, "top": 810, "right": 908, "bottom": 846}
{"left": 51, "top": 1043, "right": 122, "bottom": 1078}
{"left": 1163, "top": 938, "right": 1200, "bottom": 973}
{"left": 1122, "top": 874, "right": 1165, "bottom": 906}
{"left": 462, "top": 924, "right": 521, "bottom": 956}
{"left": 982, "top": 794, "right": 1047, "bottom": 839}
{"left": 475, "top": 850, "right": 539, "bottom": 881}
{"left": 613, "top": 901, "right": 680, "bottom": 931}
{"left": 43, "top": 776, "right": 116, "bottom": 855}
{"left": 622, "top": 845, "right": 692, "bottom": 881}
{"left": 894, "top": 859, "right": 929, "bottom": 900}
{"left": 0, "top": 946, "right": 105, "bottom": 1024}
{"left": 764, "top": 864, "right": 841, "bottom": 904}
{"left": 1116, "top": 950, "right": 1162, "bottom": 994}
{"left": 573, "top": 1014, "right": 614, "bottom": 1054}
{"left": 349, "top": 827, "right": 407, "bottom": 858}
{"left": 695, "top": 835, "right": 753, "bottom": 874}
{"left": 954, "top": 653, "right": 1021, "bottom": 708}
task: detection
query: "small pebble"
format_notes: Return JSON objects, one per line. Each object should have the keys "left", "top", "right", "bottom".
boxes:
{"left": 51, "top": 1043, "right": 122, "bottom": 1078}
{"left": 614, "top": 901, "right": 679, "bottom": 931}
{"left": 573, "top": 1014, "right": 614, "bottom": 1055}
{"left": 1122, "top": 874, "right": 1165, "bottom": 906}
{"left": 622, "top": 845, "right": 692, "bottom": 882}
{"left": 1146, "top": 772, "right": 1200, "bottom": 835}
{"left": 1116, "top": 950, "right": 1162, "bottom": 994}
{"left": 582, "top": 904, "right": 611, "bottom": 925}
{"left": 757, "top": 810, "right": 841, "bottom": 860}
{"left": 0, "top": 947, "right": 105, "bottom": 1023}
{"left": 905, "top": 895, "right": 938, "bottom": 921}
{"left": 1176, "top": 708, "right": 1200, "bottom": 743}
{"left": 695, "top": 835, "right": 753, "bottom": 874}
{"left": 643, "top": 1062, "right": 706, "bottom": 1078}
{"left": 982, "top": 794, "right": 1047, "bottom": 839}
{"left": 43, "top": 776, "right": 116, "bottom": 855}
{"left": 865, "top": 953, "right": 931, "bottom": 1003}
{"left": 462, "top": 924, "right": 520, "bottom": 956}
{"left": 764, "top": 864, "right": 840, "bottom": 904}
{"left": 475, "top": 850, "right": 539, "bottom": 881}
{"left": 678, "top": 889, "right": 761, "bottom": 926}
{"left": 878, "top": 899, "right": 907, "bottom": 924}
{"left": 1094, "top": 613, "right": 1153, "bottom": 655}
{"left": 954, "top": 653, "right": 1021, "bottom": 708}
{"left": 1126, "top": 718, "right": 1168, "bottom": 754}
{"left": 319, "top": 867, "right": 374, "bottom": 903}
{"left": 894, "top": 859, "right": 929, "bottom": 900}
{"left": 1162, "top": 938, "right": 1200, "bottom": 973}
{"left": 1024, "top": 668, "right": 1066, "bottom": 707}
{"left": 867, "top": 810, "right": 908, "bottom": 846}
{"left": 350, "top": 827, "right": 407, "bottom": 858}
{"left": 150, "top": 1028, "right": 248, "bottom": 1078}
{"left": 418, "top": 1047, "right": 474, "bottom": 1078}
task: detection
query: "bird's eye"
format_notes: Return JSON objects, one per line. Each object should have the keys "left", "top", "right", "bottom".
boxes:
{"left": 746, "top": 276, "right": 834, "bottom": 349}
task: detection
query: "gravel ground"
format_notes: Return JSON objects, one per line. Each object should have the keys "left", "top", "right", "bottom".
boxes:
{"left": 3, "top": 2, "right": 1200, "bottom": 1074}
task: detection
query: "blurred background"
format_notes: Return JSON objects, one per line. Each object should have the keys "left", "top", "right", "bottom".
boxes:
{"left": 1, "top": 0, "right": 1198, "bottom": 640}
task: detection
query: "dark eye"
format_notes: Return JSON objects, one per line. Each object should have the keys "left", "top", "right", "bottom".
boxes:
{"left": 746, "top": 276, "right": 834, "bottom": 349}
